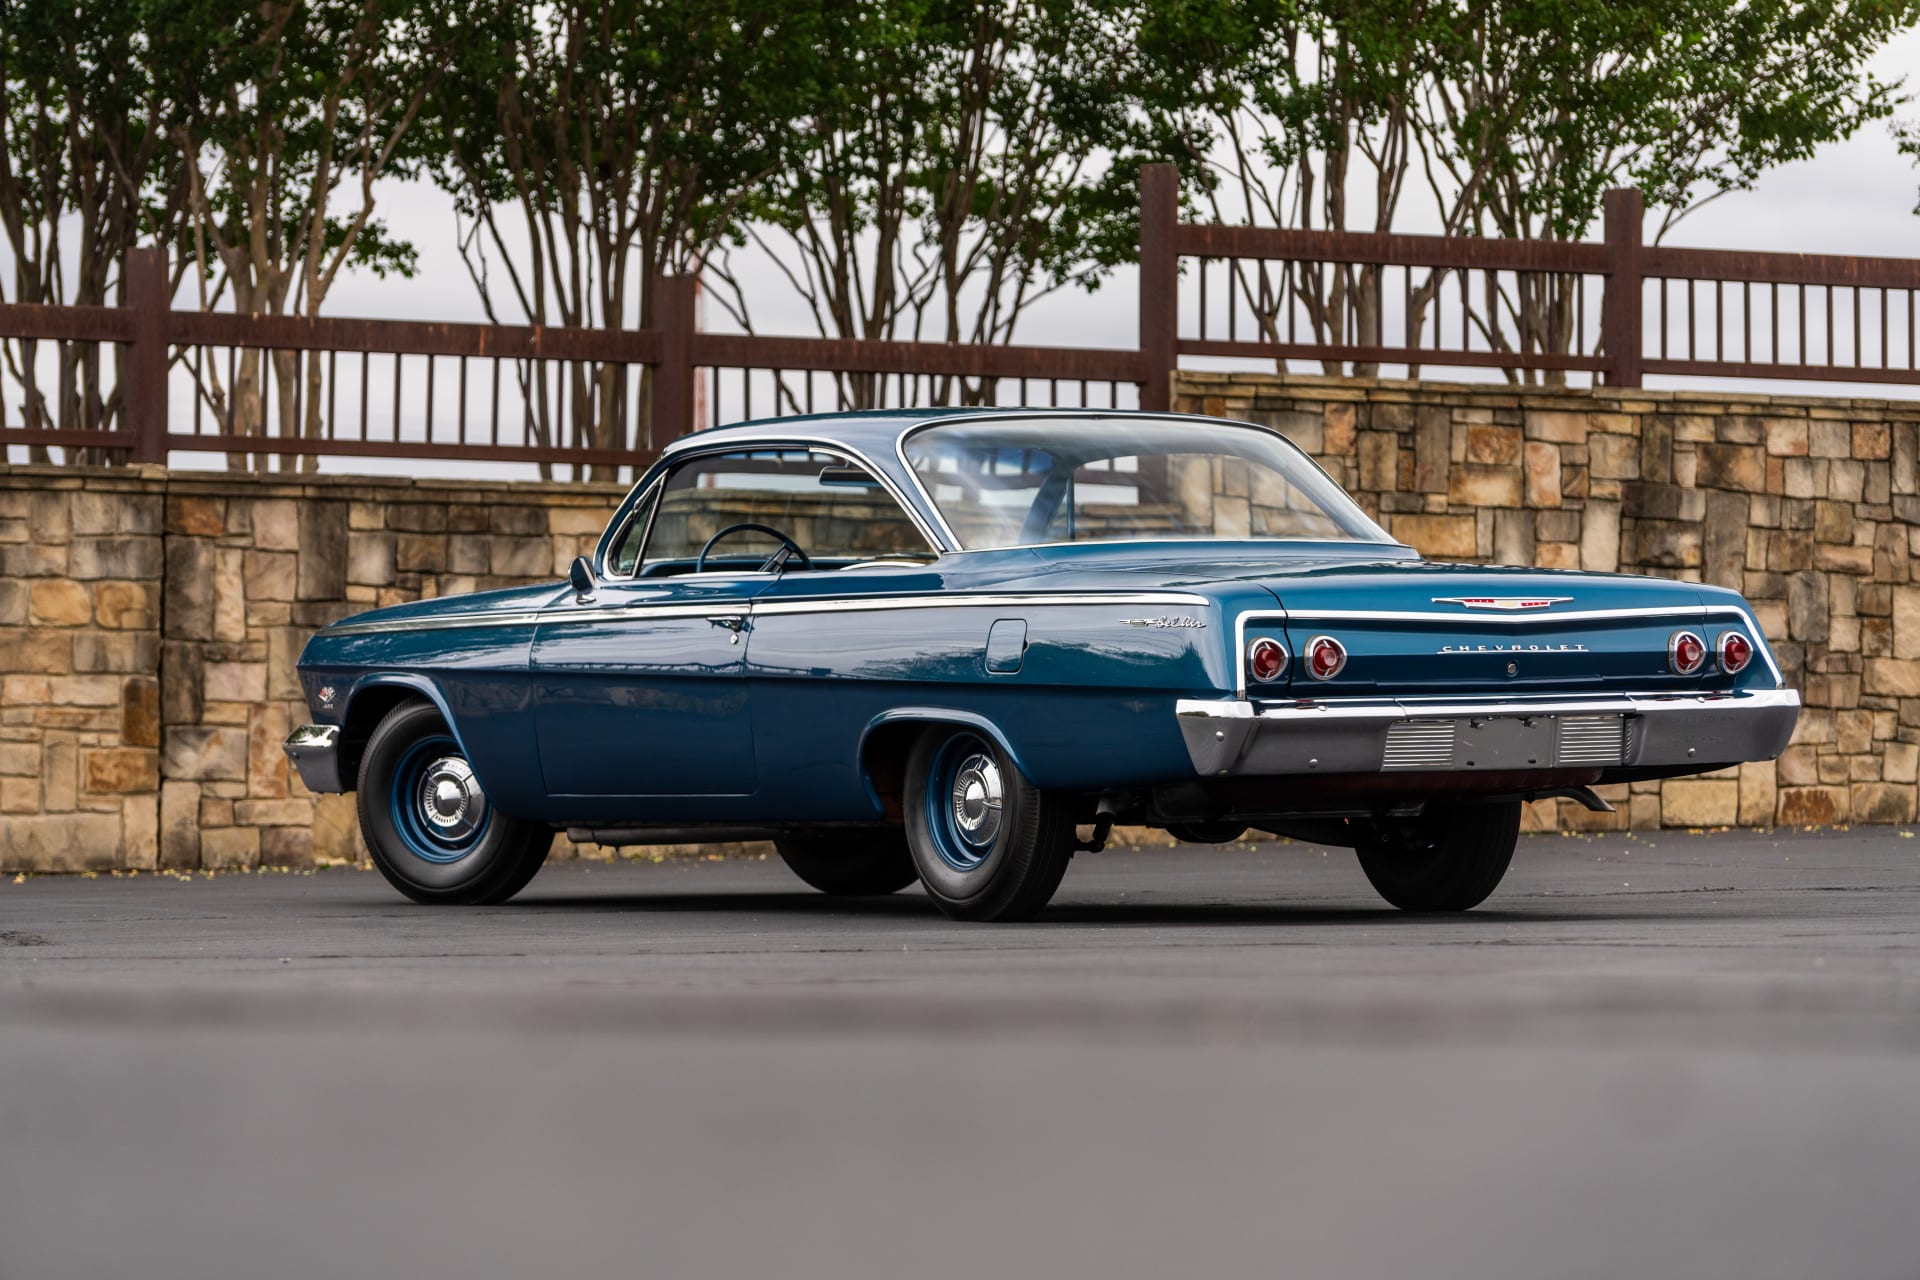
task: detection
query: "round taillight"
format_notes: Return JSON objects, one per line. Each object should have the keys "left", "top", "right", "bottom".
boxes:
{"left": 1669, "top": 630, "right": 1707, "bottom": 676}
{"left": 1305, "top": 635, "right": 1346, "bottom": 681}
{"left": 1248, "top": 637, "right": 1287, "bottom": 683}
{"left": 1719, "top": 631, "right": 1753, "bottom": 675}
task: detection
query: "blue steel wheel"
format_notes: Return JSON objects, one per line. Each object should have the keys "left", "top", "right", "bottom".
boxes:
{"left": 387, "top": 734, "right": 493, "bottom": 864}
{"left": 923, "top": 733, "right": 1005, "bottom": 872}
{"left": 356, "top": 700, "right": 552, "bottom": 905}
{"left": 903, "top": 726, "right": 1075, "bottom": 922}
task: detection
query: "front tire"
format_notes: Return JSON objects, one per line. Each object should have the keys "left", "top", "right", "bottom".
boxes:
{"left": 775, "top": 830, "right": 918, "bottom": 896}
{"left": 903, "top": 728, "right": 1075, "bottom": 922}
{"left": 357, "top": 700, "right": 553, "bottom": 905}
{"left": 1354, "top": 800, "right": 1521, "bottom": 912}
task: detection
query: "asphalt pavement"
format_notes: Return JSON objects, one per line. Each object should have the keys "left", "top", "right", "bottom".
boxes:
{"left": 2, "top": 827, "right": 1917, "bottom": 1280}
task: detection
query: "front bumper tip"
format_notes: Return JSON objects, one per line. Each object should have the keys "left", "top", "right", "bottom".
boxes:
{"left": 284, "top": 724, "right": 346, "bottom": 793}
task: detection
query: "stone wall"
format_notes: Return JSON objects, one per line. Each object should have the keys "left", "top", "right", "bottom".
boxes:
{"left": 1, "top": 467, "right": 624, "bottom": 871}
{"left": 1177, "top": 372, "right": 1919, "bottom": 832}
{"left": 4, "top": 371, "right": 1917, "bottom": 872}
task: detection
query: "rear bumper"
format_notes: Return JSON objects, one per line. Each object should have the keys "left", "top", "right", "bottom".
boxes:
{"left": 1176, "top": 688, "right": 1801, "bottom": 778}
{"left": 283, "top": 724, "right": 345, "bottom": 793}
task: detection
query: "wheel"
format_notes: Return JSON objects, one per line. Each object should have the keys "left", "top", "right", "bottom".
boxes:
{"left": 1354, "top": 800, "right": 1521, "bottom": 912}
{"left": 356, "top": 700, "right": 553, "bottom": 905}
{"left": 775, "top": 830, "right": 918, "bottom": 896}
{"left": 903, "top": 727, "right": 1075, "bottom": 922}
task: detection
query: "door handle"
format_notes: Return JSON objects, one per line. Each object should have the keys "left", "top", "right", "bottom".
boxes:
{"left": 707, "top": 614, "right": 747, "bottom": 643}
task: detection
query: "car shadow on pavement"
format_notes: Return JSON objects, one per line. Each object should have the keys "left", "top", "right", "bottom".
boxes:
{"left": 504, "top": 889, "right": 1645, "bottom": 928}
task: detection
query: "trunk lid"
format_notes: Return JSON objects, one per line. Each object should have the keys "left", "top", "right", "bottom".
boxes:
{"left": 1254, "top": 562, "right": 1724, "bottom": 695}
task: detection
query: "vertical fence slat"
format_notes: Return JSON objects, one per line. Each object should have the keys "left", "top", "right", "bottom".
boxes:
{"left": 124, "top": 246, "right": 169, "bottom": 463}
{"left": 1137, "top": 163, "right": 1177, "bottom": 413}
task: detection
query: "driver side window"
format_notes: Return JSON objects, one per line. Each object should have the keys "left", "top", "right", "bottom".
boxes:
{"left": 638, "top": 449, "right": 929, "bottom": 577}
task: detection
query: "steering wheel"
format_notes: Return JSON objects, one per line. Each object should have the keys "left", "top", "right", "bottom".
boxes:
{"left": 694, "top": 522, "right": 813, "bottom": 574}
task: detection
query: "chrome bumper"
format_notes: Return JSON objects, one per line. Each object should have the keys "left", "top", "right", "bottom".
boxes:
{"left": 1176, "top": 689, "right": 1801, "bottom": 777}
{"left": 283, "top": 724, "right": 346, "bottom": 793}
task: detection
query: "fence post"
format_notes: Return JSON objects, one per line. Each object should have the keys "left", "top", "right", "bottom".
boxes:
{"left": 1138, "top": 163, "right": 1178, "bottom": 413}
{"left": 124, "top": 246, "right": 169, "bottom": 465}
{"left": 652, "top": 273, "right": 697, "bottom": 445}
{"left": 1602, "top": 188, "right": 1644, "bottom": 389}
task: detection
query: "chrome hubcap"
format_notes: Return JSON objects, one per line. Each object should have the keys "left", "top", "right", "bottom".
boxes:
{"left": 417, "top": 756, "right": 487, "bottom": 842}
{"left": 949, "top": 753, "right": 1003, "bottom": 847}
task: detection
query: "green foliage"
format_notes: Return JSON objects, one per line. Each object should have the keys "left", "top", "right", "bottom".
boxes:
{"left": 151, "top": 0, "right": 444, "bottom": 308}
{"left": 1421, "top": 0, "right": 1920, "bottom": 240}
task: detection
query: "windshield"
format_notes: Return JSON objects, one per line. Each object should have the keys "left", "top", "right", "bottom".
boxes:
{"left": 902, "top": 417, "right": 1394, "bottom": 550}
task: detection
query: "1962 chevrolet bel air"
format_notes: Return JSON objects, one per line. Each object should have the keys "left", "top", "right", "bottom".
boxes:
{"left": 285, "top": 409, "right": 1799, "bottom": 920}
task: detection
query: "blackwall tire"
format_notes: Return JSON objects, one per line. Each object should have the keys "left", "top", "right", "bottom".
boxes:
{"left": 903, "top": 727, "right": 1074, "bottom": 922}
{"left": 775, "top": 830, "right": 918, "bottom": 896}
{"left": 1355, "top": 800, "right": 1521, "bottom": 912}
{"left": 356, "top": 700, "right": 553, "bottom": 905}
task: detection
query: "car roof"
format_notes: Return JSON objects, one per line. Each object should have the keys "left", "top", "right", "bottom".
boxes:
{"left": 663, "top": 406, "right": 1236, "bottom": 460}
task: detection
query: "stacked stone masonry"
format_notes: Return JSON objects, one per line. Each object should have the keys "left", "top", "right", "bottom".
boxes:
{"left": 1, "top": 375, "right": 1914, "bottom": 870}
{"left": 1179, "top": 372, "right": 1920, "bottom": 833}
{"left": 0, "top": 468, "right": 624, "bottom": 871}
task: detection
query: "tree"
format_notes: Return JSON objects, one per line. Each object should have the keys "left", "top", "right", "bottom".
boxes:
{"left": 156, "top": 0, "right": 440, "bottom": 464}
{"left": 1412, "top": 0, "right": 1917, "bottom": 380}
{"left": 430, "top": 0, "right": 834, "bottom": 471}
{"left": 706, "top": 0, "right": 1183, "bottom": 410}
{"left": 1144, "top": 0, "right": 1917, "bottom": 382}
{"left": 1142, "top": 0, "right": 1444, "bottom": 374}
{"left": 0, "top": 0, "right": 185, "bottom": 459}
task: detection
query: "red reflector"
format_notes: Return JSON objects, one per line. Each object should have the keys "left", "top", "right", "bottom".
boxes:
{"left": 1670, "top": 630, "right": 1706, "bottom": 675}
{"left": 1720, "top": 632, "right": 1753, "bottom": 674}
{"left": 1248, "top": 638, "right": 1286, "bottom": 682}
{"left": 1306, "top": 635, "right": 1346, "bottom": 680}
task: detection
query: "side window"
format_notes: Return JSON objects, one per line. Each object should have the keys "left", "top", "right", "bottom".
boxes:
{"left": 607, "top": 485, "right": 661, "bottom": 576}
{"left": 638, "top": 450, "right": 930, "bottom": 576}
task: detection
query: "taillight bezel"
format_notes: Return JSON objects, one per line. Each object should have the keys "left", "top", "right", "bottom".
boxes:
{"left": 1668, "top": 629, "right": 1707, "bottom": 676}
{"left": 1304, "top": 634, "right": 1347, "bottom": 681}
{"left": 1247, "top": 637, "right": 1288, "bottom": 683}
{"left": 1717, "top": 630, "right": 1754, "bottom": 675}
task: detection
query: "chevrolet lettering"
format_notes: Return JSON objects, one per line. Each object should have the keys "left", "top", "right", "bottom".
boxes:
{"left": 286, "top": 410, "right": 1798, "bottom": 920}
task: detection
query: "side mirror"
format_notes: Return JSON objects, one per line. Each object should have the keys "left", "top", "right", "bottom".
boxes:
{"left": 568, "top": 555, "right": 597, "bottom": 601}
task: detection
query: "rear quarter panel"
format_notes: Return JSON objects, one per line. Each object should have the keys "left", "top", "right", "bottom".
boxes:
{"left": 745, "top": 584, "right": 1259, "bottom": 817}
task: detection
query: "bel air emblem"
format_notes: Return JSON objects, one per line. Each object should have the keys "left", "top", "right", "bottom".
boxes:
{"left": 1121, "top": 616, "right": 1205, "bottom": 629}
{"left": 1432, "top": 596, "right": 1572, "bottom": 611}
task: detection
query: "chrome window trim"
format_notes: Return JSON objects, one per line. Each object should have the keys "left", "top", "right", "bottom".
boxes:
{"left": 600, "top": 476, "right": 667, "bottom": 581}
{"left": 935, "top": 535, "right": 1417, "bottom": 556}
{"left": 894, "top": 410, "right": 1398, "bottom": 552}
{"left": 636, "top": 435, "right": 950, "bottom": 556}
{"left": 324, "top": 591, "right": 1213, "bottom": 636}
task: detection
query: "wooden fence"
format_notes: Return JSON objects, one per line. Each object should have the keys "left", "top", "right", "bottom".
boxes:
{"left": 7, "top": 163, "right": 1920, "bottom": 475}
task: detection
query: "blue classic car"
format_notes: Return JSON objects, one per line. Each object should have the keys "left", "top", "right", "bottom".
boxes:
{"left": 285, "top": 410, "right": 1799, "bottom": 919}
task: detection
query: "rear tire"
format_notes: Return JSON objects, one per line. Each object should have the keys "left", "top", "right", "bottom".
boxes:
{"left": 357, "top": 700, "right": 553, "bottom": 905}
{"left": 1354, "top": 800, "right": 1520, "bottom": 912}
{"left": 775, "top": 830, "right": 918, "bottom": 896}
{"left": 903, "top": 727, "right": 1075, "bottom": 922}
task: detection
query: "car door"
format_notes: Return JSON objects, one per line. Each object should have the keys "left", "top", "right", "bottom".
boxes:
{"left": 531, "top": 572, "right": 764, "bottom": 798}
{"left": 529, "top": 447, "right": 829, "bottom": 798}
